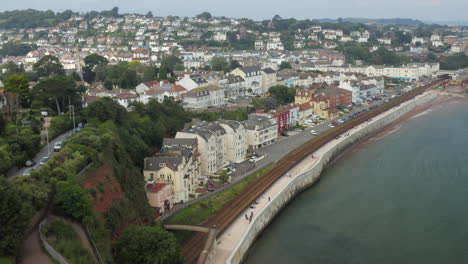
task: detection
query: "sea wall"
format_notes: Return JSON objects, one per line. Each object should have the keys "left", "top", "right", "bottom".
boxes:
{"left": 225, "top": 91, "right": 438, "bottom": 264}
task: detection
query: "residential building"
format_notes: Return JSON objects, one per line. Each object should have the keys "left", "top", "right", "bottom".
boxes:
{"left": 245, "top": 113, "right": 278, "bottom": 151}
{"left": 146, "top": 183, "right": 174, "bottom": 214}
{"left": 218, "top": 75, "right": 247, "bottom": 98}
{"left": 261, "top": 68, "right": 277, "bottom": 93}
{"left": 231, "top": 66, "right": 263, "bottom": 95}
{"left": 182, "top": 84, "right": 225, "bottom": 109}
{"left": 177, "top": 73, "right": 209, "bottom": 90}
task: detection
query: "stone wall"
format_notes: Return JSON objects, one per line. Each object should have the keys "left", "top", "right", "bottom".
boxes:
{"left": 225, "top": 92, "right": 438, "bottom": 264}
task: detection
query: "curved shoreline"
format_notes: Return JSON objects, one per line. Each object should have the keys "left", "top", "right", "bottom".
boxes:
{"left": 210, "top": 90, "right": 451, "bottom": 264}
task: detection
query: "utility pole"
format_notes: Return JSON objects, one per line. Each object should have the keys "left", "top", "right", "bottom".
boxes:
{"left": 70, "top": 105, "right": 76, "bottom": 134}
{"left": 46, "top": 127, "right": 50, "bottom": 157}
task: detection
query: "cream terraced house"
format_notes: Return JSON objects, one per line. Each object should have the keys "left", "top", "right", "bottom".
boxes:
{"left": 231, "top": 66, "right": 264, "bottom": 95}
{"left": 218, "top": 120, "right": 248, "bottom": 164}
{"left": 143, "top": 138, "right": 200, "bottom": 203}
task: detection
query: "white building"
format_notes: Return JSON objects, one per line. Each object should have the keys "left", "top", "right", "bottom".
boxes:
{"left": 177, "top": 73, "right": 209, "bottom": 90}
{"left": 182, "top": 84, "right": 225, "bottom": 109}
{"left": 245, "top": 113, "right": 278, "bottom": 151}
{"left": 231, "top": 66, "right": 264, "bottom": 95}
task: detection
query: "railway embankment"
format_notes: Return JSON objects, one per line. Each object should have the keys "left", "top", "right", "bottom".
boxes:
{"left": 219, "top": 90, "right": 439, "bottom": 264}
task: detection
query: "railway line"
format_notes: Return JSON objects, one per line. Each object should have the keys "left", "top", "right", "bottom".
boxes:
{"left": 180, "top": 78, "right": 448, "bottom": 264}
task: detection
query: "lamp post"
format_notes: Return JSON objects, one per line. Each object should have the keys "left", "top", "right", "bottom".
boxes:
{"left": 46, "top": 127, "right": 50, "bottom": 157}
{"left": 70, "top": 105, "right": 76, "bottom": 134}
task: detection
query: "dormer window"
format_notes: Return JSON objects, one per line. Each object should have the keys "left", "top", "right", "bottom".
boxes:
{"left": 159, "top": 163, "right": 165, "bottom": 167}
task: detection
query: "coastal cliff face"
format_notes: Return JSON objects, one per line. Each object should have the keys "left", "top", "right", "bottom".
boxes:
{"left": 225, "top": 91, "right": 439, "bottom": 264}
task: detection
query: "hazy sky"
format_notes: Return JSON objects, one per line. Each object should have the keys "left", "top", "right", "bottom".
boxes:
{"left": 1, "top": 0, "right": 468, "bottom": 21}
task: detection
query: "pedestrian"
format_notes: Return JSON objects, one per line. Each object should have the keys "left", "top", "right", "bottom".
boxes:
{"left": 268, "top": 197, "right": 271, "bottom": 202}
{"left": 245, "top": 214, "right": 248, "bottom": 220}
{"left": 251, "top": 212, "right": 253, "bottom": 218}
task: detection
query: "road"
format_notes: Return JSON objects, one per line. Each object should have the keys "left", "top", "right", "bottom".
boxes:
{"left": 232, "top": 95, "right": 391, "bottom": 180}
{"left": 9, "top": 129, "right": 74, "bottom": 178}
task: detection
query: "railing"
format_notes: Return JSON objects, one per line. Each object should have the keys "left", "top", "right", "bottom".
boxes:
{"left": 38, "top": 218, "right": 70, "bottom": 264}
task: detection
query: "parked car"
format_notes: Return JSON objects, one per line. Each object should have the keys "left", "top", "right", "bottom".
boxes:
{"left": 53, "top": 141, "right": 63, "bottom": 152}
{"left": 310, "top": 130, "right": 318, "bottom": 135}
{"left": 280, "top": 132, "right": 289, "bottom": 137}
{"left": 39, "top": 156, "right": 49, "bottom": 165}
{"left": 249, "top": 154, "right": 267, "bottom": 163}
{"left": 25, "top": 160, "right": 36, "bottom": 167}
{"left": 337, "top": 119, "right": 345, "bottom": 123}
{"left": 332, "top": 121, "right": 339, "bottom": 126}
{"left": 328, "top": 124, "right": 335, "bottom": 128}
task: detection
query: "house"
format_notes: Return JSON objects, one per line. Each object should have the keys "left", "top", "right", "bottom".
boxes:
{"left": 269, "top": 108, "right": 290, "bottom": 133}
{"left": 113, "top": 92, "right": 139, "bottom": 108}
{"left": 297, "top": 103, "right": 313, "bottom": 121}
{"left": 231, "top": 66, "right": 263, "bottom": 95}
{"left": 261, "top": 68, "right": 277, "bottom": 93}
{"left": 218, "top": 75, "right": 247, "bottom": 98}
{"left": 146, "top": 183, "right": 174, "bottom": 214}
{"left": 217, "top": 120, "right": 248, "bottom": 163}
{"left": 245, "top": 113, "right": 278, "bottom": 151}
{"left": 136, "top": 80, "right": 187, "bottom": 103}
{"left": 295, "top": 88, "right": 315, "bottom": 104}
{"left": 176, "top": 122, "right": 227, "bottom": 175}
{"left": 177, "top": 74, "right": 209, "bottom": 90}
{"left": 182, "top": 84, "right": 225, "bottom": 109}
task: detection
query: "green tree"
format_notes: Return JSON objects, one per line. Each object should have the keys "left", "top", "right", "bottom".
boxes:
{"left": 0, "top": 61, "right": 25, "bottom": 78}
{"left": 33, "top": 55, "right": 65, "bottom": 78}
{"left": 268, "top": 85, "right": 295, "bottom": 105}
{"left": 211, "top": 57, "right": 229, "bottom": 72}
{"left": 83, "top": 54, "right": 108, "bottom": 83}
{"left": 113, "top": 225, "right": 183, "bottom": 264}
{"left": 32, "top": 76, "right": 79, "bottom": 115}
{"left": 55, "top": 181, "right": 91, "bottom": 220}
{"left": 4, "top": 74, "right": 31, "bottom": 108}
{"left": 0, "top": 178, "right": 35, "bottom": 256}
{"left": 196, "top": 12, "right": 212, "bottom": 20}
{"left": 279, "top": 61, "right": 292, "bottom": 71}
{"left": 426, "top": 53, "right": 439, "bottom": 63}
{"left": 229, "top": 60, "right": 242, "bottom": 70}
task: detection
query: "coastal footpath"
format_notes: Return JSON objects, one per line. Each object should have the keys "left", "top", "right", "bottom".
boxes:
{"left": 213, "top": 90, "right": 441, "bottom": 264}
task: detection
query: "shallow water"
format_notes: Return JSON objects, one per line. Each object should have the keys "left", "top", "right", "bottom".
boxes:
{"left": 244, "top": 102, "right": 468, "bottom": 264}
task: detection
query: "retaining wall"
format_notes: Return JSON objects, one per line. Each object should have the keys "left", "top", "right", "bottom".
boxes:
{"left": 225, "top": 92, "right": 438, "bottom": 264}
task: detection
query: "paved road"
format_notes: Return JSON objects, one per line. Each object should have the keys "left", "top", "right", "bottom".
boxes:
{"left": 9, "top": 129, "right": 74, "bottom": 178}
{"left": 231, "top": 95, "right": 392, "bottom": 181}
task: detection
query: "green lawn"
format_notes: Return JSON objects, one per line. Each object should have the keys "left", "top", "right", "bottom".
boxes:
{"left": 43, "top": 219, "right": 97, "bottom": 264}
{"left": 167, "top": 166, "right": 272, "bottom": 242}
{"left": 0, "top": 257, "right": 14, "bottom": 264}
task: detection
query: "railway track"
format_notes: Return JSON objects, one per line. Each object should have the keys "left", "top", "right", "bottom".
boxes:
{"left": 181, "top": 78, "right": 448, "bottom": 264}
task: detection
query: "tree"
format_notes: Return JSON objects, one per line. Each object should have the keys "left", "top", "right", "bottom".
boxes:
{"left": 146, "top": 11, "right": 153, "bottom": 18}
{"left": 4, "top": 74, "right": 31, "bottom": 108}
{"left": 32, "top": 76, "right": 79, "bottom": 115}
{"left": 0, "top": 178, "right": 35, "bottom": 256}
{"left": 83, "top": 54, "right": 108, "bottom": 83}
{"left": 229, "top": 60, "right": 242, "bottom": 70}
{"left": 211, "top": 57, "right": 229, "bottom": 72}
{"left": 196, "top": 12, "right": 212, "bottom": 20}
{"left": 0, "top": 61, "right": 25, "bottom": 78}
{"left": 113, "top": 225, "right": 183, "bottom": 264}
{"left": 0, "top": 42, "right": 36, "bottom": 57}
{"left": 55, "top": 181, "right": 91, "bottom": 220}
{"left": 268, "top": 85, "right": 295, "bottom": 105}
{"left": 279, "top": 61, "right": 292, "bottom": 71}
{"left": 426, "top": 53, "right": 439, "bottom": 63}
{"left": 33, "top": 55, "right": 65, "bottom": 78}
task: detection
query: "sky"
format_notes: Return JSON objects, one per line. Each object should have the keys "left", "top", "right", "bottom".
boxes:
{"left": 1, "top": 0, "right": 468, "bottom": 22}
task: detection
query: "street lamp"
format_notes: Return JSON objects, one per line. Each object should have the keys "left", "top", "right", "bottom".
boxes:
{"left": 45, "top": 127, "right": 50, "bottom": 157}
{"left": 69, "top": 105, "right": 76, "bottom": 134}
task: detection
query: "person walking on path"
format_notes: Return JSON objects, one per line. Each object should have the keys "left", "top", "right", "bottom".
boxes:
{"left": 245, "top": 214, "right": 248, "bottom": 220}
{"left": 268, "top": 197, "right": 271, "bottom": 202}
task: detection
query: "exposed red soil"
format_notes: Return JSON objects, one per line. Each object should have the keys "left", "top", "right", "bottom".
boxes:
{"left": 82, "top": 165, "right": 126, "bottom": 214}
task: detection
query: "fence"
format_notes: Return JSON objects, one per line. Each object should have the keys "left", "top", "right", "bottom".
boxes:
{"left": 159, "top": 161, "right": 274, "bottom": 223}
{"left": 38, "top": 217, "right": 70, "bottom": 264}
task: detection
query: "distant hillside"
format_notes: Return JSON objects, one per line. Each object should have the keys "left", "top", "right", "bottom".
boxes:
{"left": 319, "top": 18, "right": 424, "bottom": 26}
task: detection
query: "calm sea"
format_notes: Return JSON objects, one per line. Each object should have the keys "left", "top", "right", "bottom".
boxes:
{"left": 244, "top": 101, "right": 468, "bottom": 264}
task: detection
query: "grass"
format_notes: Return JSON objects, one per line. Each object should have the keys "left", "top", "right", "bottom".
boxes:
{"left": 0, "top": 257, "right": 14, "bottom": 264}
{"left": 167, "top": 166, "right": 272, "bottom": 242}
{"left": 43, "top": 219, "right": 97, "bottom": 264}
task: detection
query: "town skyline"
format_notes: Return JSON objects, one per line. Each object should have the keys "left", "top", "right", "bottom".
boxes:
{"left": 1, "top": 0, "right": 468, "bottom": 22}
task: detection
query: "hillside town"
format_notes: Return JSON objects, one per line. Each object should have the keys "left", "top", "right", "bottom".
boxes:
{"left": 1, "top": 7, "right": 468, "bottom": 264}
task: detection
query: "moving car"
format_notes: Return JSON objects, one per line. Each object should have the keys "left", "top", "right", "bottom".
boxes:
{"left": 337, "top": 119, "right": 345, "bottom": 123}
{"left": 53, "top": 141, "right": 63, "bottom": 152}
{"left": 310, "top": 130, "right": 318, "bottom": 135}
{"left": 328, "top": 124, "right": 335, "bottom": 128}
{"left": 249, "top": 154, "right": 267, "bottom": 163}
{"left": 22, "top": 168, "right": 33, "bottom": 176}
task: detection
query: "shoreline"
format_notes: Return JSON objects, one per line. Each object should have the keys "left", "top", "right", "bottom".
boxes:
{"left": 211, "top": 90, "right": 459, "bottom": 264}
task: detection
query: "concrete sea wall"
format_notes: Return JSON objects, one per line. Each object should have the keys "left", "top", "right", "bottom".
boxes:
{"left": 225, "top": 92, "right": 438, "bottom": 264}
